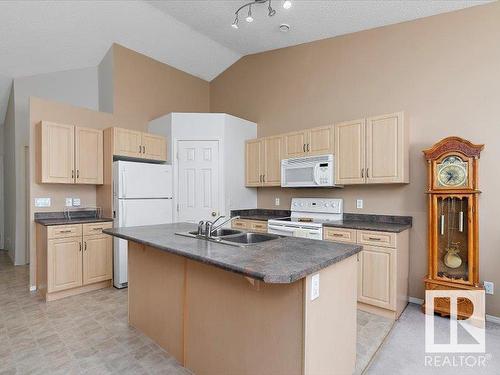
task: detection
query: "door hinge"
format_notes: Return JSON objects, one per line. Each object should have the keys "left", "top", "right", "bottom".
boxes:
{"left": 176, "top": 203, "right": 179, "bottom": 212}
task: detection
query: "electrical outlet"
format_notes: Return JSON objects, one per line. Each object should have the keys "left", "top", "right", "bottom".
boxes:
{"left": 356, "top": 199, "right": 363, "bottom": 209}
{"left": 275, "top": 197, "right": 280, "bottom": 206}
{"left": 311, "top": 274, "right": 320, "bottom": 300}
{"left": 65, "top": 198, "right": 73, "bottom": 207}
{"left": 35, "top": 198, "right": 51, "bottom": 208}
{"left": 72, "top": 198, "right": 81, "bottom": 207}
{"left": 484, "top": 281, "right": 494, "bottom": 295}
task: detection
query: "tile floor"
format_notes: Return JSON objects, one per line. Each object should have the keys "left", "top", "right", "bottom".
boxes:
{"left": 0, "top": 250, "right": 191, "bottom": 375}
{"left": 0, "top": 249, "right": 393, "bottom": 374}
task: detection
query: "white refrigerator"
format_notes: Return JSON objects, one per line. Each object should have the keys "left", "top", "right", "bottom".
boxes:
{"left": 113, "top": 161, "right": 173, "bottom": 288}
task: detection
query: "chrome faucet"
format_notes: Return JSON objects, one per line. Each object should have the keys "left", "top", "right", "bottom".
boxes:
{"left": 204, "top": 216, "right": 241, "bottom": 238}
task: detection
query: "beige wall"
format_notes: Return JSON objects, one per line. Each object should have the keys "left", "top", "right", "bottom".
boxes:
{"left": 29, "top": 96, "right": 147, "bottom": 286}
{"left": 210, "top": 2, "right": 500, "bottom": 316}
{"left": 112, "top": 44, "right": 210, "bottom": 121}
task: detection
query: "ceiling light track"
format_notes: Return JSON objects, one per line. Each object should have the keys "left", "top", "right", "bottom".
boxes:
{"left": 232, "top": 0, "right": 291, "bottom": 29}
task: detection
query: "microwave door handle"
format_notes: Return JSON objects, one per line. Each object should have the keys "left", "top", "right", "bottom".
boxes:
{"left": 313, "top": 164, "right": 321, "bottom": 185}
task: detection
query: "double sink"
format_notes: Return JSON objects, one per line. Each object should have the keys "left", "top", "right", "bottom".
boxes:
{"left": 176, "top": 228, "right": 280, "bottom": 247}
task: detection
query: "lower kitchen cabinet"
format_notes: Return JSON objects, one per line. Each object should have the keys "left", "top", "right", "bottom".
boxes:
{"left": 83, "top": 234, "right": 113, "bottom": 285}
{"left": 324, "top": 227, "right": 409, "bottom": 320}
{"left": 231, "top": 219, "right": 268, "bottom": 233}
{"left": 37, "top": 222, "right": 113, "bottom": 301}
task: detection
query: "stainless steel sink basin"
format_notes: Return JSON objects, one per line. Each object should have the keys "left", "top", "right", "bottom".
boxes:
{"left": 188, "top": 228, "right": 242, "bottom": 237}
{"left": 176, "top": 230, "right": 281, "bottom": 247}
{"left": 221, "top": 233, "right": 280, "bottom": 245}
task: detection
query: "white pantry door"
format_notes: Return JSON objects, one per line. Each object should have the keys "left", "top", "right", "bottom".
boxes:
{"left": 177, "top": 140, "right": 220, "bottom": 223}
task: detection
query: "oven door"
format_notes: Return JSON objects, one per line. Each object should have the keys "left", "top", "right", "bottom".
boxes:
{"left": 268, "top": 223, "right": 323, "bottom": 240}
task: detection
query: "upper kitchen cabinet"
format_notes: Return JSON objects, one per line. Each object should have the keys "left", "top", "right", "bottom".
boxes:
{"left": 335, "top": 119, "right": 366, "bottom": 185}
{"left": 37, "top": 121, "right": 103, "bottom": 185}
{"left": 335, "top": 112, "right": 408, "bottom": 185}
{"left": 75, "top": 127, "right": 103, "bottom": 184}
{"left": 365, "top": 112, "right": 408, "bottom": 184}
{"left": 108, "top": 127, "right": 167, "bottom": 162}
{"left": 113, "top": 128, "right": 142, "bottom": 158}
{"left": 245, "top": 135, "right": 283, "bottom": 187}
{"left": 282, "top": 125, "right": 334, "bottom": 159}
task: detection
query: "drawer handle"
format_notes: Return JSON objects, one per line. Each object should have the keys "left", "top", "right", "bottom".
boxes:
{"left": 332, "top": 233, "right": 344, "bottom": 237}
{"left": 368, "top": 237, "right": 382, "bottom": 241}
{"left": 92, "top": 227, "right": 103, "bottom": 231}
{"left": 59, "top": 230, "right": 73, "bottom": 233}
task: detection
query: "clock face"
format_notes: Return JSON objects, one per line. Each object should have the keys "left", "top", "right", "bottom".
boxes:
{"left": 437, "top": 156, "right": 468, "bottom": 188}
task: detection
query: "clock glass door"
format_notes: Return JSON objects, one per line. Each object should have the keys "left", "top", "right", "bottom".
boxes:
{"left": 435, "top": 196, "right": 471, "bottom": 284}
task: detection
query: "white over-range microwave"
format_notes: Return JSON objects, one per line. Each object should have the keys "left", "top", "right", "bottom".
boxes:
{"left": 281, "top": 154, "right": 339, "bottom": 187}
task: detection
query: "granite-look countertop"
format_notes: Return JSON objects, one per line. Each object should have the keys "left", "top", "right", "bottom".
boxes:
{"left": 103, "top": 223, "right": 362, "bottom": 284}
{"left": 322, "top": 220, "right": 410, "bottom": 233}
{"left": 231, "top": 210, "right": 412, "bottom": 233}
{"left": 34, "top": 211, "right": 113, "bottom": 226}
{"left": 35, "top": 217, "right": 113, "bottom": 226}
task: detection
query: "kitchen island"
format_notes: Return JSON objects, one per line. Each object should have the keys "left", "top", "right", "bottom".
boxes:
{"left": 104, "top": 223, "right": 362, "bottom": 375}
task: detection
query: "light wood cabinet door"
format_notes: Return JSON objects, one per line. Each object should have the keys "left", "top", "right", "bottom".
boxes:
{"left": 283, "top": 130, "right": 308, "bottom": 159}
{"left": 83, "top": 235, "right": 112, "bottom": 285}
{"left": 47, "top": 237, "right": 82, "bottom": 293}
{"left": 263, "top": 136, "right": 282, "bottom": 186}
{"left": 334, "top": 119, "right": 366, "bottom": 184}
{"left": 366, "top": 112, "right": 406, "bottom": 183}
{"left": 75, "top": 127, "right": 103, "bottom": 185}
{"left": 246, "top": 139, "right": 263, "bottom": 187}
{"left": 142, "top": 133, "right": 167, "bottom": 161}
{"left": 308, "top": 125, "right": 334, "bottom": 156}
{"left": 38, "top": 121, "right": 75, "bottom": 184}
{"left": 357, "top": 246, "right": 395, "bottom": 310}
{"left": 113, "top": 128, "right": 142, "bottom": 158}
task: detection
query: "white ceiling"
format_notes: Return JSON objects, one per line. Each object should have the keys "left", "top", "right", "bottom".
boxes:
{"left": 0, "top": 0, "right": 241, "bottom": 123}
{"left": 149, "top": 0, "right": 490, "bottom": 55}
{"left": 0, "top": 0, "right": 490, "bottom": 125}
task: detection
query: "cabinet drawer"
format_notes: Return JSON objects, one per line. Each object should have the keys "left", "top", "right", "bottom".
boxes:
{"left": 250, "top": 221, "right": 268, "bottom": 233}
{"left": 323, "top": 228, "right": 357, "bottom": 243}
{"left": 357, "top": 230, "right": 396, "bottom": 248}
{"left": 232, "top": 220, "right": 250, "bottom": 230}
{"left": 47, "top": 224, "right": 82, "bottom": 239}
{"left": 83, "top": 222, "right": 113, "bottom": 236}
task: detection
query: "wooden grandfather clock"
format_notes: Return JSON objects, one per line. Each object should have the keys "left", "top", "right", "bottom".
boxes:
{"left": 423, "top": 137, "right": 484, "bottom": 318}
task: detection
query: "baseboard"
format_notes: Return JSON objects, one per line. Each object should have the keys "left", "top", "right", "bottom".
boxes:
{"left": 409, "top": 296, "right": 500, "bottom": 324}
{"left": 409, "top": 297, "right": 424, "bottom": 305}
{"left": 486, "top": 314, "right": 500, "bottom": 324}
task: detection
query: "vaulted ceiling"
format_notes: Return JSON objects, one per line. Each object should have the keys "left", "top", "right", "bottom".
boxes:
{"left": 0, "top": 0, "right": 490, "bottom": 124}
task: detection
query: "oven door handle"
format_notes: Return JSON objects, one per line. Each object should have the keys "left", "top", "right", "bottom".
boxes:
{"left": 268, "top": 225, "right": 297, "bottom": 233}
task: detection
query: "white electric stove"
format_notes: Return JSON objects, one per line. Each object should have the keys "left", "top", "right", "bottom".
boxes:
{"left": 267, "top": 198, "right": 343, "bottom": 240}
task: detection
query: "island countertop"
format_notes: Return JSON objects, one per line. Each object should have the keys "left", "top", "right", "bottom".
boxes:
{"left": 103, "top": 223, "right": 362, "bottom": 284}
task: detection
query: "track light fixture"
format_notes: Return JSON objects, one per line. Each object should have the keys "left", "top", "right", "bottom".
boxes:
{"left": 232, "top": 0, "right": 289, "bottom": 29}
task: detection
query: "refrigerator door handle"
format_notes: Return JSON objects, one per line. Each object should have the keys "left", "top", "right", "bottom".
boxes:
{"left": 121, "top": 170, "right": 127, "bottom": 198}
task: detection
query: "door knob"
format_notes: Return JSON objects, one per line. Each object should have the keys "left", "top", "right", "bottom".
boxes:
{"left": 211, "top": 211, "right": 217, "bottom": 217}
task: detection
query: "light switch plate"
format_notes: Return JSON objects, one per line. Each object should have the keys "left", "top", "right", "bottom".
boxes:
{"left": 275, "top": 197, "right": 280, "bottom": 206}
{"left": 484, "top": 281, "right": 494, "bottom": 295}
{"left": 35, "top": 198, "right": 51, "bottom": 208}
{"left": 311, "top": 274, "right": 320, "bottom": 300}
{"left": 65, "top": 198, "right": 73, "bottom": 207}
{"left": 72, "top": 198, "right": 81, "bottom": 207}
{"left": 356, "top": 199, "right": 363, "bottom": 209}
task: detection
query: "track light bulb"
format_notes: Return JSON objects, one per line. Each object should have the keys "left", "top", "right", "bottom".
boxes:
{"left": 246, "top": 6, "right": 254, "bottom": 22}
{"left": 283, "top": 0, "right": 292, "bottom": 9}
{"left": 232, "top": 16, "right": 239, "bottom": 29}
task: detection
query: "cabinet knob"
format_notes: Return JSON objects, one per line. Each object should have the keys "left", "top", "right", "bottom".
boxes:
{"left": 361, "top": 169, "right": 364, "bottom": 178}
